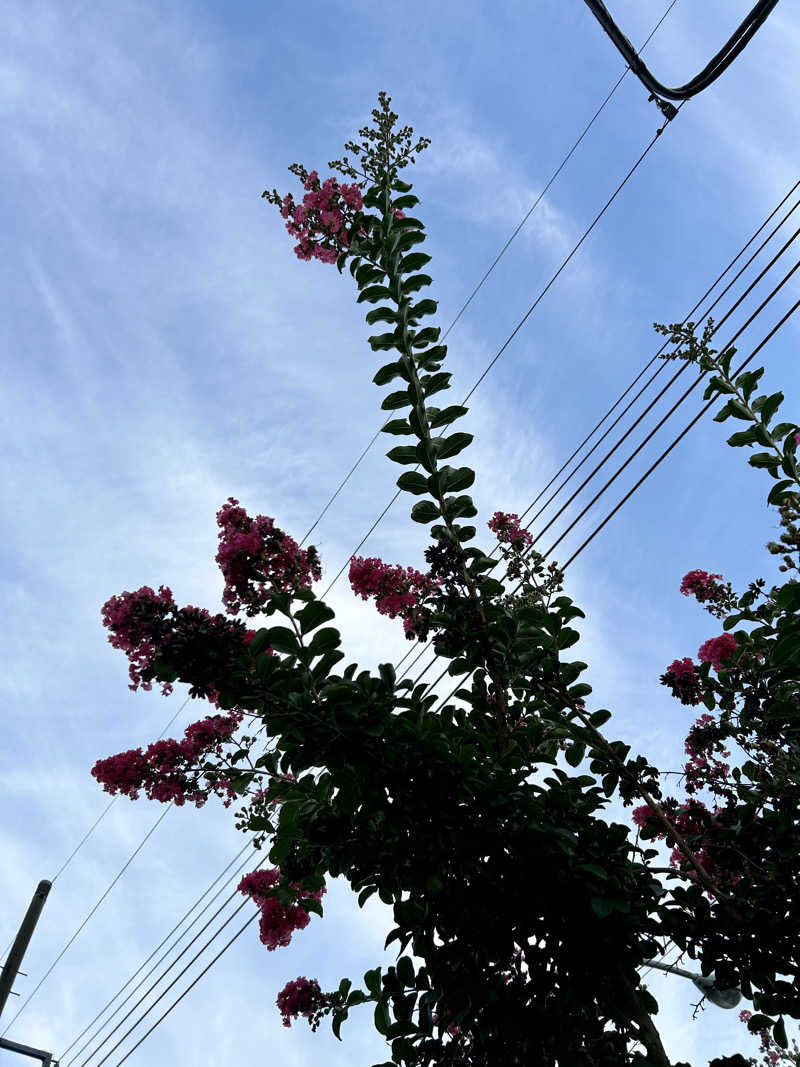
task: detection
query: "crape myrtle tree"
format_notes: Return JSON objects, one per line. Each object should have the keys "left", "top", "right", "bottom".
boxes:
{"left": 92, "top": 93, "right": 800, "bottom": 1066}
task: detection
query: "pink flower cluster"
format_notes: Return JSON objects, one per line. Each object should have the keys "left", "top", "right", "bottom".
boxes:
{"left": 348, "top": 555, "right": 440, "bottom": 639}
{"left": 238, "top": 867, "right": 325, "bottom": 951}
{"left": 680, "top": 569, "right": 724, "bottom": 603}
{"left": 216, "top": 498, "right": 321, "bottom": 616}
{"left": 102, "top": 585, "right": 177, "bottom": 694}
{"left": 740, "top": 1010, "right": 781, "bottom": 1065}
{"left": 102, "top": 585, "right": 258, "bottom": 700}
{"left": 280, "top": 170, "right": 363, "bottom": 264}
{"left": 683, "top": 713, "right": 731, "bottom": 795}
{"left": 276, "top": 976, "right": 330, "bottom": 1029}
{"left": 91, "top": 710, "right": 243, "bottom": 807}
{"left": 698, "top": 632, "right": 739, "bottom": 671}
{"left": 488, "top": 511, "right": 533, "bottom": 550}
{"left": 633, "top": 799, "right": 741, "bottom": 895}
{"left": 661, "top": 657, "right": 703, "bottom": 706}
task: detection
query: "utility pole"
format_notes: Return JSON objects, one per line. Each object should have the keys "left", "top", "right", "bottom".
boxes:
{"left": 0, "top": 880, "right": 59, "bottom": 1065}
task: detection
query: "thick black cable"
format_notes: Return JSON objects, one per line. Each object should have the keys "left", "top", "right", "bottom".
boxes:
{"left": 396, "top": 180, "right": 800, "bottom": 688}
{"left": 321, "top": 108, "right": 682, "bottom": 599}
{"left": 60, "top": 841, "right": 255, "bottom": 1065}
{"left": 583, "top": 0, "right": 780, "bottom": 102}
{"left": 1, "top": 805, "right": 173, "bottom": 1039}
{"left": 297, "top": 2, "right": 680, "bottom": 550}
{"left": 111, "top": 912, "right": 259, "bottom": 1067}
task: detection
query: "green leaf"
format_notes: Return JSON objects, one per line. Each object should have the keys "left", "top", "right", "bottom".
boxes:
{"left": 374, "top": 361, "right": 406, "bottom": 386}
{"left": 754, "top": 390, "right": 783, "bottom": 425}
{"left": 455, "top": 524, "right": 476, "bottom": 542}
{"left": 590, "top": 709, "right": 611, "bottom": 727}
{"left": 411, "top": 500, "right": 441, "bottom": 524}
{"left": 776, "top": 583, "right": 800, "bottom": 611}
{"left": 369, "top": 331, "right": 400, "bottom": 352}
{"left": 428, "top": 405, "right": 468, "bottom": 429}
{"left": 565, "top": 742, "right": 586, "bottom": 768}
{"left": 420, "top": 371, "right": 451, "bottom": 398}
{"left": 338, "top": 978, "right": 352, "bottom": 999}
{"left": 412, "top": 326, "right": 441, "bottom": 348}
{"left": 364, "top": 967, "right": 382, "bottom": 997}
{"left": 712, "top": 401, "right": 735, "bottom": 423}
{"left": 747, "top": 1014, "right": 774, "bottom": 1033}
{"left": 397, "top": 471, "right": 429, "bottom": 495}
{"left": 358, "top": 285, "right": 393, "bottom": 304}
{"left": 437, "top": 465, "right": 475, "bottom": 492}
{"left": 396, "top": 956, "right": 415, "bottom": 986}
{"left": 590, "top": 895, "right": 614, "bottom": 918}
{"left": 409, "top": 298, "right": 437, "bottom": 319}
{"left": 773, "top": 1017, "right": 788, "bottom": 1050}
{"left": 247, "top": 628, "right": 272, "bottom": 654}
{"left": 355, "top": 263, "right": 386, "bottom": 286}
{"left": 768, "top": 478, "right": 794, "bottom": 506}
{"left": 703, "top": 374, "right": 737, "bottom": 399}
{"left": 332, "top": 1009, "right": 348, "bottom": 1040}
{"left": 374, "top": 1000, "right": 391, "bottom": 1036}
{"left": 381, "top": 389, "right": 411, "bottom": 410}
{"left": 393, "top": 194, "right": 420, "bottom": 210}
{"left": 392, "top": 178, "right": 413, "bottom": 193}
{"left": 382, "top": 418, "right": 413, "bottom": 436}
{"left": 296, "top": 601, "right": 335, "bottom": 635}
{"left": 386, "top": 445, "right": 419, "bottom": 465}
{"left": 728, "top": 398, "right": 754, "bottom": 420}
{"left": 308, "top": 627, "right": 341, "bottom": 658}
{"left": 266, "top": 626, "right": 299, "bottom": 655}
{"left": 771, "top": 632, "right": 800, "bottom": 667}
{"left": 749, "top": 452, "right": 780, "bottom": 473}
{"left": 735, "top": 367, "right": 764, "bottom": 401}
{"left": 433, "top": 432, "right": 473, "bottom": 459}
{"left": 401, "top": 273, "right": 432, "bottom": 295}
{"left": 442, "top": 494, "right": 477, "bottom": 519}
{"left": 366, "top": 306, "right": 398, "bottom": 326}
{"left": 726, "top": 426, "right": 759, "bottom": 447}
{"left": 399, "top": 251, "right": 431, "bottom": 273}
{"left": 358, "top": 886, "right": 376, "bottom": 907}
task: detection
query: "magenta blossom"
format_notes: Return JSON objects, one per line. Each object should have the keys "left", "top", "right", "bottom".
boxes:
{"left": 349, "top": 555, "right": 440, "bottom": 640}
{"left": 238, "top": 867, "right": 326, "bottom": 951}
{"left": 698, "top": 632, "right": 739, "bottom": 671}
{"left": 276, "top": 977, "right": 330, "bottom": 1029}
{"left": 216, "top": 498, "right": 321, "bottom": 615}
{"left": 680, "top": 569, "right": 724, "bottom": 602}
{"left": 660, "top": 657, "right": 703, "bottom": 706}
{"left": 488, "top": 511, "right": 533, "bottom": 550}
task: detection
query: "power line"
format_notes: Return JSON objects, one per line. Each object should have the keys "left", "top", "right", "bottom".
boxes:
{"left": 112, "top": 912, "right": 258, "bottom": 1067}
{"left": 0, "top": 697, "right": 194, "bottom": 971}
{"left": 298, "top": 0, "right": 680, "bottom": 549}
{"left": 1, "top": 806, "right": 172, "bottom": 1039}
{"left": 582, "top": 0, "right": 780, "bottom": 105}
{"left": 86, "top": 890, "right": 261, "bottom": 1067}
{"left": 59, "top": 840, "right": 256, "bottom": 1065}
{"left": 393, "top": 178, "right": 800, "bottom": 688}
{"left": 428, "top": 280, "right": 800, "bottom": 710}
{"left": 321, "top": 104, "right": 684, "bottom": 599}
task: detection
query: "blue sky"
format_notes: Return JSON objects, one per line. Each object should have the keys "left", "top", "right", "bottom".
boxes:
{"left": 1, "top": 1, "right": 798, "bottom": 1064}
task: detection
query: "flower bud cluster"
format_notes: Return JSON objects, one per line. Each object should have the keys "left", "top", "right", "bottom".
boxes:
{"left": 216, "top": 498, "right": 321, "bottom": 615}
{"left": 91, "top": 710, "right": 243, "bottom": 807}
{"left": 238, "top": 867, "right": 325, "bottom": 951}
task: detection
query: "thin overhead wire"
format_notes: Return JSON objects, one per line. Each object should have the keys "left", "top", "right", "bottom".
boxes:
{"left": 428, "top": 283, "right": 800, "bottom": 710}
{"left": 298, "top": 0, "right": 680, "bottom": 549}
{"left": 59, "top": 840, "right": 256, "bottom": 1065}
{"left": 321, "top": 104, "right": 685, "bottom": 599}
{"left": 111, "top": 912, "right": 259, "bottom": 1067}
{"left": 1, "top": 805, "right": 172, "bottom": 1039}
{"left": 87, "top": 892, "right": 260, "bottom": 1067}
{"left": 394, "top": 179, "right": 800, "bottom": 689}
